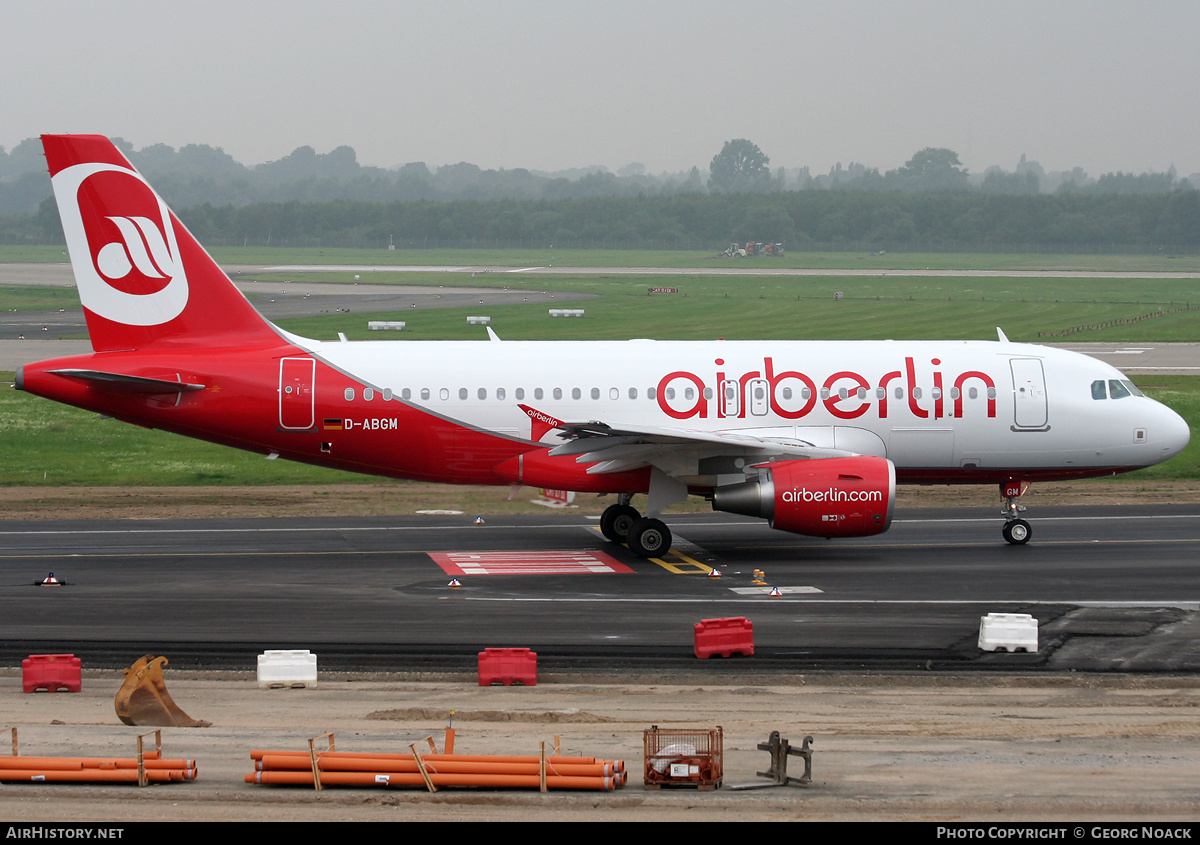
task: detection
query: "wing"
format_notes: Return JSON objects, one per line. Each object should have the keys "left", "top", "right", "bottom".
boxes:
{"left": 540, "top": 416, "right": 864, "bottom": 514}
{"left": 545, "top": 419, "right": 857, "bottom": 475}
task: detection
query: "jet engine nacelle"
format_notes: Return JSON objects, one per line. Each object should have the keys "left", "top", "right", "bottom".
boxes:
{"left": 711, "top": 456, "right": 895, "bottom": 538}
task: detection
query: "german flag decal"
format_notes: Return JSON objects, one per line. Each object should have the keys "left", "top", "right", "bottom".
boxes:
{"left": 322, "top": 419, "right": 344, "bottom": 430}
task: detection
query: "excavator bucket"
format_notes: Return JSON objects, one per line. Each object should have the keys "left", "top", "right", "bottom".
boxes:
{"left": 114, "top": 655, "right": 212, "bottom": 728}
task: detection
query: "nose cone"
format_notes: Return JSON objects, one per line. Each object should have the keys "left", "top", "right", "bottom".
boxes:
{"left": 1155, "top": 400, "right": 1191, "bottom": 463}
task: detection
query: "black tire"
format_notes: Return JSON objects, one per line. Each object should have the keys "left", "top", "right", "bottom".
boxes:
{"left": 599, "top": 504, "right": 640, "bottom": 543}
{"left": 1002, "top": 519, "right": 1032, "bottom": 545}
{"left": 628, "top": 518, "right": 672, "bottom": 559}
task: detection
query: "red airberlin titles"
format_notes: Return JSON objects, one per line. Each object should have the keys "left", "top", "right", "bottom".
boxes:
{"left": 15, "top": 135, "right": 1191, "bottom": 558}
{"left": 656, "top": 356, "right": 996, "bottom": 420}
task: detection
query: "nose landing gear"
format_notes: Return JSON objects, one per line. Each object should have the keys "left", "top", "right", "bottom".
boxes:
{"left": 1001, "top": 480, "right": 1032, "bottom": 545}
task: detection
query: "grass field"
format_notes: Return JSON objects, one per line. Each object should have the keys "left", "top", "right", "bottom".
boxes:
{"left": 2, "top": 246, "right": 1197, "bottom": 486}
{"left": 7, "top": 268, "right": 1200, "bottom": 344}
{"left": 258, "top": 269, "right": 1200, "bottom": 344}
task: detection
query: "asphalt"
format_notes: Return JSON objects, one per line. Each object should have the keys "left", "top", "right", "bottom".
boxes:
{"left": 2, "top": 505, "right": 1198, "bottom": 673}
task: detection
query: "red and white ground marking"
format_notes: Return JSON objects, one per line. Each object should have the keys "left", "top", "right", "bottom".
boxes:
{"left": 429, "top": 550, "right": 634, "bottom": 576}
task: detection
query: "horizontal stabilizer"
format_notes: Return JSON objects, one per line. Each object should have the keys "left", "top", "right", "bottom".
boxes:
{"left": 47, "top": 369, "right": 206, "bottom": 394}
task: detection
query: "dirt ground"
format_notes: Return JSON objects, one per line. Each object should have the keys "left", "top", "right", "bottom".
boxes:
{"left": 1, "top": 671, "right": 1199, "bottom": 822}
{"left": 1, "top": 478, "right": 1198, "bottom": 520}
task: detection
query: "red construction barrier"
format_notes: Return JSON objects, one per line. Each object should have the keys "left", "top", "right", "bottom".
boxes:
{"left": 693, "top": 617, "right": 754, "bottom": 659}
{"left": 22, "top": 654, "right": 82, "bottom": 693}
{"left": 477, "top": 648, "right": 537, "bottom": 686}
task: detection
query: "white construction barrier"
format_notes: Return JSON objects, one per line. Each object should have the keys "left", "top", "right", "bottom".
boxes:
{"left": 978, "top": 613, "right": 1038, "bottom": 653}
{"left": 467, "top": 316, "right": 491, "bottom": 325}
{"left": 549, "top": 309, "right": 585, "bottom": 317}
{"left": 368, "top": 321, "right": 406, "bottom": 331}
{"left": 257, "top": 649, "right": 318, "bottom": 689}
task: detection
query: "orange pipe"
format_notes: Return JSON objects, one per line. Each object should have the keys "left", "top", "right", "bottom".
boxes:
{"left": 247, "top": 770, "right": 615, "bottom": 790}
{"left": 256, "top": 755, "right": 614, "bottom": 777}
{"left": 0, "top": 756, "right": 194, "bottom": 771}
{"left": 252, "top": 749, "right": 616, "bottom": 767}
{"left": 1, "top": 768, "right": 191, "bottom": 783}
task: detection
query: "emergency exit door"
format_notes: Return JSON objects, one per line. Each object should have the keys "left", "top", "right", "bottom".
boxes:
{"left": 279, "top": 357, "right": 315, "bottom": 430}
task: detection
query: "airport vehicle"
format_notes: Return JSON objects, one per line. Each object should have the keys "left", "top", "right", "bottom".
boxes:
{"left": 16, "top": 135, "right": 1191, "bottom": 557}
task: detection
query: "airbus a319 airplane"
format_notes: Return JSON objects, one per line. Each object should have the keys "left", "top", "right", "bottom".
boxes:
{"left": 16, "top": 135, "right": 1191, "bottom": 556}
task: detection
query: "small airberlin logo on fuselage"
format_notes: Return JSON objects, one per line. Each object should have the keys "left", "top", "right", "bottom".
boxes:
{"left": 781, "top": 487, "right": 884, "bottom": 503}
{"left": 51, "top": 162, "right": 188, "bottom": 327}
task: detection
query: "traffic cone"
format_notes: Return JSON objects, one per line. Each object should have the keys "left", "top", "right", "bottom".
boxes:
{"left": 769, "top": 587, "right": 782, "bottom": 597}
{"left": 39, "top": 572, "right": 62, "bottom": 586}
{"left": 474, "top": 516, "right": 485, "bottom": 525}
{"left": 448, "top": 579, "right": 462, "bottom": 589}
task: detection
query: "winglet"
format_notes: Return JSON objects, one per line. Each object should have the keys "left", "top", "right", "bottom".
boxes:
{"left": 519, "top": 404, "right": 563, "bottom": 441}
{"left": 486, "top": 326, "right": 502, "bottom": 342}
{"left": 996, "top": 327, "right": 1010, "bottom": 343}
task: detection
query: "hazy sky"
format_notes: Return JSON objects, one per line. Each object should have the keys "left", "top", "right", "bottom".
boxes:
{"left": 6, "top": 0, "right": 1199, "bottom": 177}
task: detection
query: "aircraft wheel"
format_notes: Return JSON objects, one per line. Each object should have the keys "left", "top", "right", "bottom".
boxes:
{"left": 1002, "top": 519, "right": 1032, "bottom": 545}
{"left": 628, "top": 518, "right": 672, "bottom": 559}
{"left": 600, "top": 504, "right": 640, "bottom": 543}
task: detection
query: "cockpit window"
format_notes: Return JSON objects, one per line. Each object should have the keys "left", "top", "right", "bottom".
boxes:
{"left": 1093, "top": 379, "right": 1145, "bottom": 400}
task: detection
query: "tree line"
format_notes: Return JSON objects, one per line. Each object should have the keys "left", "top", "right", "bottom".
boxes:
{"left": 2, "top": 138, "right": 1197, "bottom": 251}
{"left": 84, "top": 189, "right": 1200, "bottom": 252}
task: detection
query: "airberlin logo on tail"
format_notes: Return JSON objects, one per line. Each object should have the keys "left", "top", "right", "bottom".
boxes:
{"left": 51, "top": 162, "right": 188, "bottom": 327}
{"left": 96, "top": 215, "right": 175, "bottom": 285}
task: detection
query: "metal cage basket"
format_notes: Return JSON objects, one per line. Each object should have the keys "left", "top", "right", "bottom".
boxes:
{"left": 643, "top": 725, "right": 723, "bottom": 789}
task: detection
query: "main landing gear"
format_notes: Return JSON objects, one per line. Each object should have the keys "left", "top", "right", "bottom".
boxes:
{"left": 600, "top": 495, "right": 673, "bottom": 559}
{"left": 1001, "top": 480, "right": 1032, "bottom": 545}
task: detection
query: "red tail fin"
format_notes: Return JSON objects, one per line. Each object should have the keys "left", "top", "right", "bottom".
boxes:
{"left": 43, "top": 134, "right": 280, "bottom": 352}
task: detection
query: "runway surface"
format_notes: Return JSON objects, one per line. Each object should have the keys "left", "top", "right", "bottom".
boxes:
{"left": 3, "top": 505, "right": 1199, "bottom": 674}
